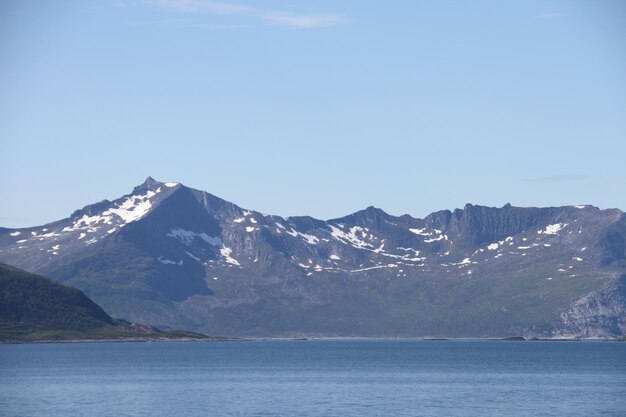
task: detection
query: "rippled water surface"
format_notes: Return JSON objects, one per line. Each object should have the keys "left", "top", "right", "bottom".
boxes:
{"left": 1, "top": 339, "right": 625, "bottom": 416}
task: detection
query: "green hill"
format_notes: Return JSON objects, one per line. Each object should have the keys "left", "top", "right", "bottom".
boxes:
{"left": 0, "top": 263, "right": 209, "bottom": 342}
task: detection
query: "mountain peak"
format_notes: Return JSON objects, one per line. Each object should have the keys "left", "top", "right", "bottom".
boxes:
{"left": 363, "top": 206, "right": 389, "bottom": 218}
{"left": 134, "top": 176, "right": 161, "bottom": 193}
{"left": 134, "top": 177, "right": 181, "bottom": 194}
{"left": 331, "top": 205, "right": 390, "bottom": 224}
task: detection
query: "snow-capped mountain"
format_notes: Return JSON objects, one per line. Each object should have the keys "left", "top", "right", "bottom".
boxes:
{"left": 0, "top": 177, "right": 624, "bottom": 337}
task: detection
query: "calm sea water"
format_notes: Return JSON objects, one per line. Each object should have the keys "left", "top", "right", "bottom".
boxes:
{"left": 1, "top": 339, "right": 625, "bottom": 417}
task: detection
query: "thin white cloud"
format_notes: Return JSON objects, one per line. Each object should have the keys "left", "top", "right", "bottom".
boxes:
{"left": 154, "top": 0, "right": 250, "bottom": 14}
{"left": 124, "top": 18, "right": 245, "bottom": 30}
{"left": 147, "top": 0, "right": 346, "bottom": 29}
{"left": 125, "top": 17, "right": 201, "bottom": 26}
{"left": 260, "top": 12, "right": 345, "bottom": 29}
{"left": 202, "top": 23, "right": 246, "bottom": 30}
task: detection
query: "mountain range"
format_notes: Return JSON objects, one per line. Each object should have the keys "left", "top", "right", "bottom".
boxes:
{"left": 0, "top": 177, "right": 624, "bottom": 338}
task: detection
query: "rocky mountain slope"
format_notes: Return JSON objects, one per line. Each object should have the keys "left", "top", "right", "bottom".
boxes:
{"left": 0, "top": 177, "right": 624, "bottom": 337}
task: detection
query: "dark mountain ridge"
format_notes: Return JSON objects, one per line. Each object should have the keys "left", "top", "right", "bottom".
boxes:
{"left": 0, "top": 263, "right": 210, "bottom": 342}
{"left": 0, "top": 178, "right": 624, "bottom": 338}
{"left": 0, "top": 262, "right": 114, "bottom": 330}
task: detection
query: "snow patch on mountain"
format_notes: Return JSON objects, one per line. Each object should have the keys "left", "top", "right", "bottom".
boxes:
{"left": 296, "top": 261, "right": 311, "bottom": 269}
{"left": 424, "top": 234, "right": 446, "bottom": 243}
{"left": 451, "top": 258, "right": 476, "bottom": 268}
{"left": 60, "top": 189, "right": 162, "bottom": 237}
{"left": 157, "top": 256, "right": 183, "bottom": 266}
{"left": 65, "top": 214, "right": 110, "bottom": 232}
{"left": 350, "top": 265, "right": 390, "bottom": 273}
{"left": 37, "top": 231, "right": 61, "bottom": 239}
{"left": 286, "top": 229, "right": 319, "bottom": 245}
{"left": 409, "top": 227, "right": 447, "bottom": 243}
{"left": 378, "top": 251, "right": 425, "bottom": 262}
{"left": 107, "top": 190, "right": 159, "bottom": 223}
{"left": 409, "top": 228, "right": 430, "bottom": 236}
{"left": 186, "top": 252, "right": 201, "bottom": 262}
{"left": 539, "top": 223, "right": 567, "bottom": 235}
{"left": 220, "top": 247, "right": 240, "bottom": 266}
{"left": 518, "top": 243, "right": 540, "bottom": 250}
{"left": 329, "top": 225, "right": 374, "bottom": 249}
{"left": 166, "top": 228, "right": 222, "bottom": 246}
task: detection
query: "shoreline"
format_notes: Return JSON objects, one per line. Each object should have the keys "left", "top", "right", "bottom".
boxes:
{"left": 0, "top": 337, "right": 247, "bottom": 345}
{"left": 2, "top": 335, "right": 623, "bottom": 345}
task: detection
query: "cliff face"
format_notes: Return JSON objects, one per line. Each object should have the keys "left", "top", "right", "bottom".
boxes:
{"left": 560, "top": 275, "right": 626, "bottom": 337}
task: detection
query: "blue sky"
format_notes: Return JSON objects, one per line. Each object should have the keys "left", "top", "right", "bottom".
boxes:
{"left": 1, "top": 0, "right": 625, "bottom": 227}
